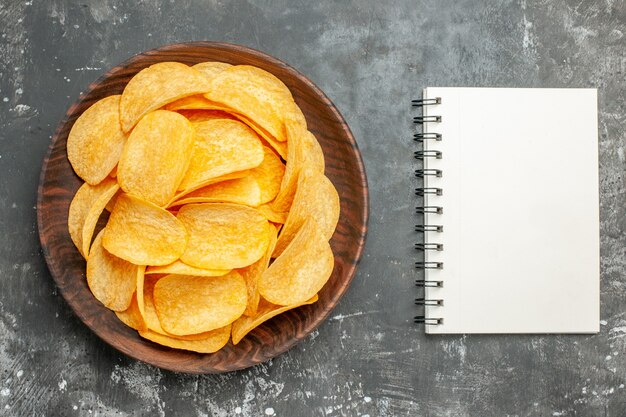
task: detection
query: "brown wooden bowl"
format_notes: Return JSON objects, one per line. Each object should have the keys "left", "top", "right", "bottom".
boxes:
{"left": 37, "top": 42, "right": 368, "bottom": 373}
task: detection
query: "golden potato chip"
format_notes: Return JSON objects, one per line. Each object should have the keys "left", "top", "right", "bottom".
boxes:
{"left": 302, "top": 130, "right": 325, "bottom": 173}
{"left": 257, "top": 203, "right": 288, "bottom": 224}
{"left": 271, "top": 120, "right": 300, "bottom": 213}
{"left": 192, "top": 61, "right": 232, "bottom": 78}
{"left": 81, "top": 184, "right": 120, "bottom": 257}
{"left": 238, "top": 224, "right": 279, "bottom": 317}
{"left": 259, "top": 218, "right": 334, "bottom": 305}
{"left": 168, "top": 170, "right": 252, "bottom": 205}
{"left": 234, "top": 113, "right": 288, "bottom": 159}
{"left": 250, "top": 147, "right": 285, "bottom": 205}
{"left": 154, "top": 272, "right": 247, "bottom": 335}
{"left": 165, "top": 95, "right": 219, "bottom": 111}
{"left": 87, "top": 230, "right": 138, "bottom": 311}
{"left": 232, "top": 295, "right": 318, "bottom": 345}
{"left": 119, "top": 62, "right": 211, "bottom": 132}
{"left": 178, "top": 109, "right": 236, "bottom": 123}
{"left": 139, "top": 325, "right": 231, "bottom": 353}
{"left": 171, "top": 176, "right": 262, "bottom": 208}
{"left": 172, "top": 99, "right": 288, "bottom": 159}
{"left": 68, "top": 178, "right": 119, "bottom": 258}
{"left": 287, "top": 102, "right": 308, "bottom": 130}
{"left": 271, "top": 118, "right": 324, "bottom": 213}
{"left": 117, "top": 110, "right": 194, "bottom": 206}
{"left": 104, "top": 188, "right": 122, "bottom": 212}
{"left": 109, "top": 165, "right": 117, "bottom": 178}
{"left": 200, "top": 107, "right": 289, "bottom": 159}
{"left": 177, "top": 203, "right": 271, "bottom": 269}
{"left": 177, "top": 119, "right": 264, "bottom": 193}
{"left": 67, "top": 95, "right": 128, "bottom": 185}
{"left": 115, "top": 293, "right": 146, "bottom": 331}
{"left": 142, "top": 274, "right": 166, "bottom": 334}
{"left": 140, "top": 274, "right": 212, "bottom": 340}
{"left": 204, "top": 65, "right": 295, "bottom": 142}
{"left": 164, "top": 63, "right": 232, "bottom": 111}
{"left": 103, "top": 193, "right": 188, "bottom": 266}
{"left": 136, "top": 265, "right": 146, "bottom": 322}
{"left": 145, "top": 260, "right": 230, "bottom": 277}
{"left": 273, "top": 168, "right": 340, "bottom": 257}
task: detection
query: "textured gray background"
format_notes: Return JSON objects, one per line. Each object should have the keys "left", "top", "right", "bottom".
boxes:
{"left": 1, "top": 0, "right": 625, "bottom": 416}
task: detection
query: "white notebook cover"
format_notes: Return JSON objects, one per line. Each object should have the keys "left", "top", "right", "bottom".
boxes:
{"left": 422, "top": 87, "right": 599, "bottom": 334}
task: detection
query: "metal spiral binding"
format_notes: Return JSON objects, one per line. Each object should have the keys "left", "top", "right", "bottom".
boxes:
{"left": 412, "top": 97, "right": 441, "bottom": 106}
{"left": 414, "top": 316, "right": 443, "bottom": 325}
{"left": 413, "top": 133, "right": 442, "bottom": 142}
{"left": 415, "top": 169, "right": 442, "bottom": 178}
{"left": 415, "top": 280, "right": 443, "bottom": 287}
{"left": 415, "top": 298, "right": 444, "bottom": 306}
{"left": 413, "top": 115, "right": 441, "bottom": 124}
{"left": 415, "top": 206, "right": 443, "bottom": 214}
{"left": 415, "top": 224, "right": 443, "bottom": 232}
{"left": 415, "top": 187, "right": 442, "bottom": 196}
{"left": 415, "top": 243, "right": 443, "bottom": 251}
{"left": 414, "top": 150, "right": 442, "bottom": 159}
{"left": 415, "top": 261, "right": 443, "bottom": 269}
{"left": 414, "top": 96, "right": 443, "bottom": 327}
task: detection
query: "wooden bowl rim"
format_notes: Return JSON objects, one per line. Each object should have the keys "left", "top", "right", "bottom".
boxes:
{"left": 37, "top": 41, "right": 369, "bottom": 373}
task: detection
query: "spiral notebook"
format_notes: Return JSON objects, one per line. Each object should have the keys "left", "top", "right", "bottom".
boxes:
{"left": 413, "top": 88, "right": 599, "bottom": 334}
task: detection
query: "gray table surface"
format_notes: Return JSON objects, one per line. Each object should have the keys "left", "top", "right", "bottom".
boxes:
{"left": 1, "top": 1, "right": 625, "bottom": 416}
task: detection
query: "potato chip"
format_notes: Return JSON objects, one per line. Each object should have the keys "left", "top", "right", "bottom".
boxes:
{"left": 259, "top": 218, "right": 334, "bottom": 305}
{"left": 154, "top": 272, "right": 247, "bottom": 335}
{"left": 139, "top": 325, "right": 231, "bottom": 353}
{"left": 166, "top": 95, "right": 238, "bottom": 113}
{"left": 232, "top": 295, "right": 318, "bottom": 345}
{"left": 271, "top": 118, "right": 324, "bottom": 213}
{"left": 288, "top": 102, "right": 308, "bottom": 129}
{"left": 103, "top": 193, "right": 188, "bottom": 266}
{"left": 168, "top": 170, "right": 252, "bottom": 205}
{"left": 142, "top": 274, "right": 166, "bottom": 334}
{"left": 172, "top": 99, "right": 288, "bottom": 159}
{"left": 163, "top": 63, "right": 232, "bottom": 111}
{"left": 204, "top": 65, "right": 295, "bottom": 142}
{"left": 68, "top": 178, "right": 119, "bottom": 258}
{"left": 177, "top": 203, "right": 270, "bottom": 269}
{"left": 165, "top": 95, "right": 219, "bottom": 111}
{"left": 233, "top": 113, "right": 288, "bottom": 159}
{"left": 136, "top": 265, "right": 146, "bottom": 322}
{"left": 145, "top": 260, "right": 229, "bottom": 277}
{"left": 81, "top": 184, "right": 120, "bottom": 258}
{"left": 192, "top": 61, "right": 233, "bottom": 78}
{"left": 273, "top": 168, "right": 340, "bottom": 257}
{"left": 117, "top": 110, "right": 194, "bottom": 206}
{"left": 257, "top": 203, "right": 288, "bottom": 224}
{"left": 139, "top": 275, "right": 215, "bottom": 340}
{"left": 177, "top": 119, "right": 264, "bottom": 193}
{"left": 104, "top": 188, "right": 122, "bottom": 212}
{"left": 178, "top": 109, "right": 236, "bottom": 123}
{"left": 171, "top": 176, "right": 262, "bottom": 208}
{"left": 250, "top": 147, "right": 285, "bottom": 205}
{"left": 238, "top": 224, "right": 279, "bottom": 317}
{"left": 270, "top": 122, "right": 300, "bottom": 213}
{"left": 67, "top": 95, "right": 128, "bottom": 185}
{"left": 87, "top": 230, "right": 138, "bottom": 311}
{"left": 119, "top": 62, "right": 211, "bottom": 132}
{"left": 115, "top": 293, "right": 146, "bottom": 331}
{"left": 302, "top": 130, "right": 325, "bottom": 173}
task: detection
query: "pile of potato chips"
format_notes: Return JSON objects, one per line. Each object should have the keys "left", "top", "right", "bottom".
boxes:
{"left": 67, "top": 61, "right": 340, "bottom": 353}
